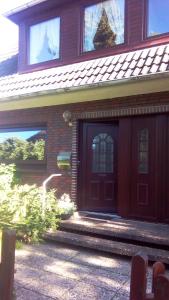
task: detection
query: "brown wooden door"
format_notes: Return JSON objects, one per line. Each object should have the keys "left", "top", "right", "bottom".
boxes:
{"left": 130, "top": 117, "right": 158, "bottom": 221}
{"left": 81, "top": 122, "right": 118, "bottom": 212}
{"left": 164, "top": 116, "right": 169, "bottom": 222}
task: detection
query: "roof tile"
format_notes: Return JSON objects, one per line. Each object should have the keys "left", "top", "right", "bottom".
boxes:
{"left": 86, "top": 68, "right": 94, "bottom": 77}
{"left": 126, "top": 52, "right": 134, "bottom": 62}
{"left": 93, "top": 66, "right": 101, "bottom": 76}
{"left": 165, "top": 45, "right": 169, "bottom": 54}
{"left": 105, "top": 56, "right": 115, "bottom": 66}
{"left": 114, "top": 62, "right": 122, "bottom": 72}
{"left": 150, "top": 64, "right": 159, "bottom": 73}
{"left": 162, "top": 54, "right": 169, "bottom": 63}
{"left": 112, "top": 55, "right": 121, "bottom": 65}
{"left": 153, "top": 55, "right": 162, "bottom": 65}
{"left": 93, "top": 73, "right": 103, "bottom": 83}
{"left": 99, "top": 65, "right": 108, "bottom": 75}
{"left": 116, "top": 70, "right": 125, "bottom": 79}
{"left": 87, "top": 75, "right": 95, "bottom": 84}
{"left": 141, "top": 48, "right": 149, "bottom": 59}
{"left": 149, "top": 47, "right": 157, "bottom": 57}
{"left": 107, "top": 64, "right": 115, "bottom": 73}
{"left": 118, "top": 54, "right": 127, "bottom": 64}
{"left": 157, "top": 45, "right": 166, "bottom": 56}
{"left": 101, "top": 73, "right": 110, "bottom": 81}
{"left": 133, "top": 50, "right": 142, "bottom": 61}
{"left": 0, "top": 43, "right": 169, "bottom": 99}
{"left": 85, "top": 60, "right": 94, "bottom": 70}
{"left": 108, "top": 71, "right": 118, "bottom": 81}
{"left": 121, "top": 61, "right": 130, "bottom": 71}
{"left": 159, "top": 63, "right": 168, "bottom": 72}
{"left": 145, "top": 57, "right": 153, "bottom": 66}
{"left": 132, "top": 67, "right": 141, "bottom": 76}
{"left": 137, "top": 58, "right": 145, "bottom": 68}
{"left": 124, "top": 68, "right": 133, "bottom": 77}
{"left": 129, "top": 60, "right": 137, "bottom": 69}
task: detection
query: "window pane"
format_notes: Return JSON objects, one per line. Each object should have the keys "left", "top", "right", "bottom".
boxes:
{"left": 29, "top": 17, "right": 60, "bottom": 65}
{"left": 138, "top": 129, "right": 149, "bottom": 174}
{"left": 148, "top": 0, "right": 169, "bottom": 37}
{"left": 84, "top": 0, "right": 125, "bottom": 52}
{"left": 92, "top": 133, "right": 114, "bottom": 173}
{"left": 0, "top": 127, "right": 46, "bottom": 160}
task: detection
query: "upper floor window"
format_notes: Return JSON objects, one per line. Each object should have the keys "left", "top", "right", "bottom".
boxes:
{"left": 147, "top": 0, "right": 169, "bottom": 37}
{"left": 29, "top": 17, "right": 60, "bottom": 65}
{"left": 83, "top": 0, "right": 125, "bottom": 52}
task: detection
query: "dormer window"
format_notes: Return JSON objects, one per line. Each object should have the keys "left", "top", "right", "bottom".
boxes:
{"left": 29, "top": 17, "right": 60, "bottom": 65}
{"left": 147, "top": 0, "right": 169, "bottom": 37}
{"left": 83, "top": 0, "right": 125, "bottom": 52}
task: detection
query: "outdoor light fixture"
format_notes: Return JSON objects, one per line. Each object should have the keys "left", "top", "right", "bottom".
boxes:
{"left": 62, "top": 110, "right": 72, "bottom": 126}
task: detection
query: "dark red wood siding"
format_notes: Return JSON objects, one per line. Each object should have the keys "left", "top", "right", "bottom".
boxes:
{"left": 15, "top": 0, "right": 169, "bottom": 73}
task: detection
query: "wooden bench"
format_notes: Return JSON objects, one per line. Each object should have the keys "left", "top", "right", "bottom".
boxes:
{"left": 130, "top": 253, "right": 169, "bottom": 300}
{"left": 0, "top": 230, "right": 16, "bottom": 300}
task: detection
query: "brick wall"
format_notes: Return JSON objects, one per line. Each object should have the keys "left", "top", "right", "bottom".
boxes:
{"left": 0, "top": 90, "right": 169, "bottom": 199}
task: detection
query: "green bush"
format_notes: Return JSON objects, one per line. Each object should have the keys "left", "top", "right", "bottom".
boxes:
{"left": 0, "top": 164, "right": 61, "bottom": 242}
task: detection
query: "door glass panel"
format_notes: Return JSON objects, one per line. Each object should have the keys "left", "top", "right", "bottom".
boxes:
{"left": 92, "top": 133, "right": 114, "bottom": 173}
{"left": 138, "top": 129, "right": 149, "bottom": 174}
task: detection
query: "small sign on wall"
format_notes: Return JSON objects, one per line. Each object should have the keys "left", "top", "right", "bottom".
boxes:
{"left": 57, "top": 152, "right": 71, "bottom": 170}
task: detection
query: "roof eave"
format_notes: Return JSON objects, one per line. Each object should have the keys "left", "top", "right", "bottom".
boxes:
{"left": 3, "top": 0, "right": 46, "bottom": 19}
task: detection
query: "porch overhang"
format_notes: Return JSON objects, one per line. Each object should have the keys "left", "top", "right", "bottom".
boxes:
{"left": 0, "top": 73, "right": 168, "bottom": 111}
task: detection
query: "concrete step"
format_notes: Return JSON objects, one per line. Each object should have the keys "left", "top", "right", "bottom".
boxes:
{"left": 60, "top": 216, "right": 169, "bottom": 247}
{"left": 44, "top": 230, "right": 169, "bottom": 264}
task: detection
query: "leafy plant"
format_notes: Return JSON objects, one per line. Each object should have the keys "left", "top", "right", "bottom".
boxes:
{"left": 0, "top": 164, "right": 60, "bottom": 242}
{"left": 57, "top": 193, "right": 76, "bottom": 215}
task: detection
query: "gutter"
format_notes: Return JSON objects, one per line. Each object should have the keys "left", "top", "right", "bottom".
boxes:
{"left": 3, "top": 0, "right": 46, "bottom": 17}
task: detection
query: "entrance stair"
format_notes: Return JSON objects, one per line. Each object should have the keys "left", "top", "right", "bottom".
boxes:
{"left": 44, "top": 213, "right": 169, "bottom": 264}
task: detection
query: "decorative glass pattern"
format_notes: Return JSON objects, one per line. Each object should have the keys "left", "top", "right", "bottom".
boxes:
{"left": 92, "top": 133, "right": 114, "bottom": 173}
{"left": 147, "top": 0, "right": 169, "bottom": 37}
{"left": 29, "top": 17, "right": 60, "bottom": 65}
{"left": 84, "top": 0, "right": 125, "bottom": 52}
{"left": 138, "top": 129, "right": 149, "bottom": 174}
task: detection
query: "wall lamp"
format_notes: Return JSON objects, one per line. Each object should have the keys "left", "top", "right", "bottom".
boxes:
{"left": 63, "top": 110, "right": 72, "bottom": 126}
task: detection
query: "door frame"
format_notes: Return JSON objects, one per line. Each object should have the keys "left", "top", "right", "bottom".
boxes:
{"left": 77, "top": 119, "right": 119, "bottom": 212}
{"left": 76, "top": 114, "right": 169, "bottom": 223}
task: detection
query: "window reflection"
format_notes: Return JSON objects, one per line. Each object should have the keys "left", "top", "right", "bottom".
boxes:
{"left": 84, "top": 0, "right": 125, "bottom": 52}
{"left": 147, "top": 0, "right": 169, "bottom": 37}
{"left": 29, "top": 17, "right": 60, "bottom": 64}
{"left": 0, "top": 127, "right": 46, "bottom": 160}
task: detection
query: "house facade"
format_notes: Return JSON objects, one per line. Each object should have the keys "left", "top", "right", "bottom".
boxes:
{"left": 1, "top": 0, "right": 169, "bottom": 223}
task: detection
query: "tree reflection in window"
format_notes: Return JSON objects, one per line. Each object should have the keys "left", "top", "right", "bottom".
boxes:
{"left": 84, "top": 0, "right": 125, "bottom": 52}
{"left": 92, "top": 133, "right": 114, "bottom": 173}
{"left": 0, "top": 127, "right": 46, "bottom": 160}
{"left": 138, "top": 129, "right": 149, "bottom": 174}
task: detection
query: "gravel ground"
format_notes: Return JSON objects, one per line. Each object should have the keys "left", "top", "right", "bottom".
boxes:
{"left": 14, "top": 242, "right": 153, "bottom": 300}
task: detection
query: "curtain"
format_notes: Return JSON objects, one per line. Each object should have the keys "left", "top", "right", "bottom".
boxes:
{"left": 84, "top": 0, "right": 124, "bottom": 52}
{"left": 29, "top": 17, "right": 60, "bottom": 65}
